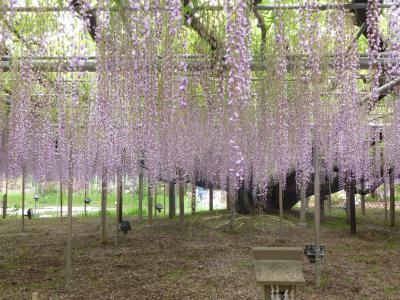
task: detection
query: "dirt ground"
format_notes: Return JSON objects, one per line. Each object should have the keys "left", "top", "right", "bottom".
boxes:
{"left": 0, "top": 208, "right": 399, "bottom": 300}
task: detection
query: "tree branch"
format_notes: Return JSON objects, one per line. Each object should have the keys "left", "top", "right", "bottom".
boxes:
{"left": 182, "top": 0, "right": 224, "bottom": 60}
{"left": 252, "top": 0, "right": 266, "bottom": 58}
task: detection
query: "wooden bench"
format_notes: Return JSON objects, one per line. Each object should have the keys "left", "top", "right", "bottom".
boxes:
{"left": 252, "top": 247, "right": 305, "bottom": 299}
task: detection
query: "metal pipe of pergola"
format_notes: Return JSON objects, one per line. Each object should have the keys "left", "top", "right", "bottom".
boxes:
{"left": 0, "top": 56, "right": 392, "bottom": 72}
{"left": 0, "top": 2, "right": 398, "bottom": 13}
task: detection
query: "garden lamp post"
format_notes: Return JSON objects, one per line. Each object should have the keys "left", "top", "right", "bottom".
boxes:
{"left": 84, "top": 198, "right": 91, "bottom": 216}
{"left": 34, "top": 194, "right": 39, "bottom": 216}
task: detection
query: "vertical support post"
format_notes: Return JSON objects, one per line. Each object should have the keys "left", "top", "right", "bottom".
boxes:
{"left": 115, "top": 172, "right": 121, "bottom": 245}
{"left": 191, "top": 183, "right": 196, "bottom": 215}
{"left": 209, "top": 186, "right": 214, "bottom": 211}
{"left": 148, "top": 184, "right": 153, "bottom": 225}
{"left": 154, "top": 186, "right": 157, "bottom": 219}
{"left": 138, "top": 166, "right": 144, "bottom": 223}
{"left": 299, "top": 185, "right": 306, "bottom": 226}
{"left": 65, "top": 161, "right": 73, "bottom": 286}
{"left": 384, "top": 177, "right": 388, "bottom": 223}
{"left": 169, "top": 182, "right": 176, "bottom": 218}
{"left": 2, "top": 178, "right": 7, "bottom": 219}
{"left": 226, "top": 181, "right": 230, "bottom": 213}
{"left": 21, "top": 169, "right": 25, "bottom": 232}
{"left": 389, "top": 169, "right": 395, "bottom": 227}
{"left": 179, "top": 180, "right": 185, "bottom": 228}
{"left": 229, "top": 188, "right": 235, "bottom": 232}
{"left": 100, "top": 168, "right": 107, "bottom": 243}
{"left": 381, "top": 148, "right": 388, "bottom": 223}
{"left": 345, "top": 184, "right": 350, "bottom": 224}
{"left": 349, "top": 177, "right": 357, "bottom": 234}
{"left": 60, "top": 180, "right": 63, "bottom": 220}
{"left": 84, "top": 185, "right": 87, "bottom": 216}
{"left": 279, "top": 180, "right": 283, "bottom": 237}
{"left": 117, "top": 173, "right": 123, "bottom": 223}
{"left": 360, "top": 178, "right": 366, "bottom": 216}
{"left": 313, "top": 147, "right": 321, "bottom": 288}
{"left": 163, "top": 182, "right": 166, "bottom": 215}
{"left": 320, "top": 190, "right": 325, "bottom": 222}
{"left": 327, "top": 177, "right": 332, "bottom": 212}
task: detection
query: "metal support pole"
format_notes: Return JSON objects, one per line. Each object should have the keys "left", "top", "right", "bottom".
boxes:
{"left": 209, "top": 186, "right": 214, "bottom": 211}
{"left": 384, "top": 177, "right": 388, "bottom": 223}
{"left": 2, "top": 178, "right": 7, "bottom": 219}
{"left": 349, "top": 177, "right": 357, "bottom": 234}
{"left": 147, "top": 185, "right": 153, "bottom": 226}
{"left": 279, "top": 180, "right": 283, "bottom": 237}
{"left": 389, "top": 170, "right": 395, "bottom": 227}
{"left": 138, "top": 166, "right": 144, "bottom": 223}
{"left": 163, "top": 182, "right": 166, "bottom": 215}
{"left": 361, "top": 178, "right": 366, "bottom": 216}
{"left": 313, "top": 147, "right": 321, "bottom": 288}
{"left": 60, "top": 180, "right": 63, "bottom": 220}
{"left": 100, "top": 168, "right": 107, "bottom": 243}
{"left": 21, "top": 169, "right": 25, "bottom": 232}
{"left": 299, "top": 185, "right": 307, "bottom": 226}
{"left": 191, "top": 184, "right": 196, "bottom": 215}
{"left": 179, "top": 181, "right": 185, "bottom": 228}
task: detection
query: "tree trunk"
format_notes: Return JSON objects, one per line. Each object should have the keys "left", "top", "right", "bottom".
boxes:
{"left": 299, "top": 186, "right": 306, "bottom": 225}
{"left": 21, "top": 169, "right": 25, "bottom": 232}
{"left": 389, "top": 170, "right": 395, "bottom": 227}
{"left": 179, "top": 181, "right": 185, "bottom": 228}
{"left": 148, "top": 185, "right": 153, "bottom": 225}
{"left": 349, "top": 178, "right": 357, "bottom": 234}
{"left": 65, "top": 165, "right": 73, "bottom": 286}
{"left": 209, "top": 187, "right": 213, "bottom": 211}
{"left": 138, "top": 167, "right": 144, "bottom": 223}
{"left": 101, "top": 168, "right": 107, "bottom": 243}
{"left": 361, "top": 178, "right": 366, "bottom": 216}
{"left": 169, "top": 182, "right": 176, "bottom": 218}
{"left": 191, "top": 184, "right": 196, "bottom": 215}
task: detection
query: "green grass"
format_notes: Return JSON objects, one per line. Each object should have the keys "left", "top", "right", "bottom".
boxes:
{"left": 167, "top": 267, "right": 185, "bottom": 280}
{"left": 320, "top": 274, "right": 329, "bottom": 287}
{"left": 384, "top": 287, "right": 397, "bottom": 296}
{"left": 350, "top": 255, "right": 374, "bottom": 264}
{"left": 3, "top": 183, "right": 213, "bottom": 217}
{"left": 344, "top": 276, "right": 353, "bottom": 284}
{"left": 384, "top": 241, "right": 400, "bottom": 250}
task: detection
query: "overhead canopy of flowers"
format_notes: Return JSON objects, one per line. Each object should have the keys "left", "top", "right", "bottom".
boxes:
{"left": 0, "top": 0, "right": 400, "bottom": 200}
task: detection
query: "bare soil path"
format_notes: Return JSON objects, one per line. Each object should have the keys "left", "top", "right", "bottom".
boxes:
{"left": 0, "top": 208, "right": 399, "bottom": 299}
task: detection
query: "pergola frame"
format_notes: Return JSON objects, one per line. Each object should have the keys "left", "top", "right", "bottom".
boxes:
{"left": 1, "top": 1, "right": 400, "bottom": 106}
{"left": 0, "top": 53, "right": 396, "bottom": 72}
{"left": 0, "top": 2, "right": 398, "bottom": 12}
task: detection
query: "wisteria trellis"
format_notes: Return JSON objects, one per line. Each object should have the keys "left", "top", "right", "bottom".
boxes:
{"left": 1, "top": 0, "right": 400, "bottom": 202}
